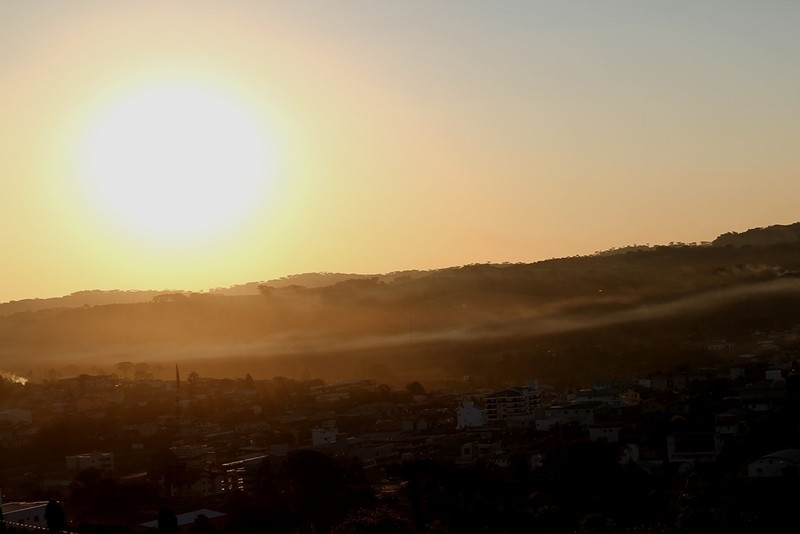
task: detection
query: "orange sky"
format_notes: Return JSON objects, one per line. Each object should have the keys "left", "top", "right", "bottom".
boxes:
{"left": 1, "top": 2, "right": 799, "bottom": 302}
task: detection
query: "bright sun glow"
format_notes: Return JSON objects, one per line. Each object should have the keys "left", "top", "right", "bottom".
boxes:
{"left": 79, "top": 83, "right": 274, "bottom": 243}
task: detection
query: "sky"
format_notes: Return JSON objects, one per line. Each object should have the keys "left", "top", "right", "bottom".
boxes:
{"left": 1, "top": 1, "right": 799, "bottom": 303}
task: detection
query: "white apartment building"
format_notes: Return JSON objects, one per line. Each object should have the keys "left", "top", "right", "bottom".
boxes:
{"left": 484, "top": 381, "right": 542, "bottom": 424}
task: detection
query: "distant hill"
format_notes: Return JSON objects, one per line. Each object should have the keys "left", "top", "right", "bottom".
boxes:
{"left": 2, "top": 222, "right": 800, "bottom": 385}
{"left": 713, "top": 222, "right": 800, "bottom": 247}
{"left": 3, "top": 222, "right": 796, "bottom": 316}
{"left": 207, "top": 271, "right": 426, "bottom": 296}
{"left": 0, "top": 271, "right": 427, "bottom": 316}
{"left": 0, "top": 290, "right": 171, "bottom": 317}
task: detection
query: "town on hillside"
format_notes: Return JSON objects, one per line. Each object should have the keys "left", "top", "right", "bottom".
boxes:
{"left": 2, "top": 326, "right": 800, "bottom": 532}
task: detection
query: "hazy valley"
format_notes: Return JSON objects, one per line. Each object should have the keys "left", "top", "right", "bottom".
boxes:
{"left": 3, "top": 223, "right": 800, "bottom": 386}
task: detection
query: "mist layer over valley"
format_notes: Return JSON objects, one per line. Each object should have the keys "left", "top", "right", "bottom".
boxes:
{"left": 3, "top": 225, "right": 800, "bottom": 386}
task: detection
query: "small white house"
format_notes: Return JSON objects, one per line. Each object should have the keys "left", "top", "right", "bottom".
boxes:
{"left": 65, "top": 451, "right": 114, "bottom": 472}
{"left": 311, "top": 426, "right": 338, "bottom": 446}
{"left": 456, "top": 399, "right": 486, "bottom": 429}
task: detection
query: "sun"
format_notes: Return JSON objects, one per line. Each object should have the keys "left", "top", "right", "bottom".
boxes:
{"left": 78, "top": 82, "right": 274, "bottom": 243}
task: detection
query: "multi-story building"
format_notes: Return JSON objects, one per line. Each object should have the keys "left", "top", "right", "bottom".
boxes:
{"left": 484, "top": 381, "right": 542, "bottom": 425}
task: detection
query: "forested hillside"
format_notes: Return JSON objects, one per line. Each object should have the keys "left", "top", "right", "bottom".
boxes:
{"left": 2, "top": 224, "right": 800, "bottom": 385}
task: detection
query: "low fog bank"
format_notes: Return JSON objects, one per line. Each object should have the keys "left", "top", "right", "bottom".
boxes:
{"left": 4, "top": 278, "right": 799, "bottom": 386}
{"left": 3, "top": 240, "right": 800, "bottom": 384}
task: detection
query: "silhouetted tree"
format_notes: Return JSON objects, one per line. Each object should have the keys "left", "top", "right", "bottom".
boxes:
{"left": 190, "top": 514, "right": 215, "bottom": 534}
{"left": 405, "top": 381, "right": 426, "bottom": 396}
{"left": 157, "top": 506, "right": 178, "bottom": 534}
{"left": 115, "top": 362, "right": 133, "bottom": 379}
{"left": 257, "top": 285, "right": 275, "bottom": 296}
{"left": 134, "top": 362, "right": 152, "bottom": 380}
{"left": 153, "top": 293, "right": 188, "bottom": 303}
{"left": 286, "top": 450, "right": 374, "bottom": 532}
{"left": 45, "top": 499, "right": 66, "bottom": 533}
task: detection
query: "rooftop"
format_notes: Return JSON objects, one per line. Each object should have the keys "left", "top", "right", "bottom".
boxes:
{"left": 2, "top": 501, "right": 49, "bottom": 514}
{"left": 140, "top": 508, "right": 225, "bottom": 529}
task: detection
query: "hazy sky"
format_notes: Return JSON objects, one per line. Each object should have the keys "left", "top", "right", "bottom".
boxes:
{"left": 1, "top": 1, "right": 799, "bottom": 302}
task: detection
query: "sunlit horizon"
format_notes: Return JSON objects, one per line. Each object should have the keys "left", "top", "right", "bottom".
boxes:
{"left": 2, "top": 2, "right": 799, "bottom": 304}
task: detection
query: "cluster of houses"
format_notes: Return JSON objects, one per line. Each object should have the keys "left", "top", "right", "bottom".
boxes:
{"left": 2, "top": 328, "right": 800, "bottom": 529}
